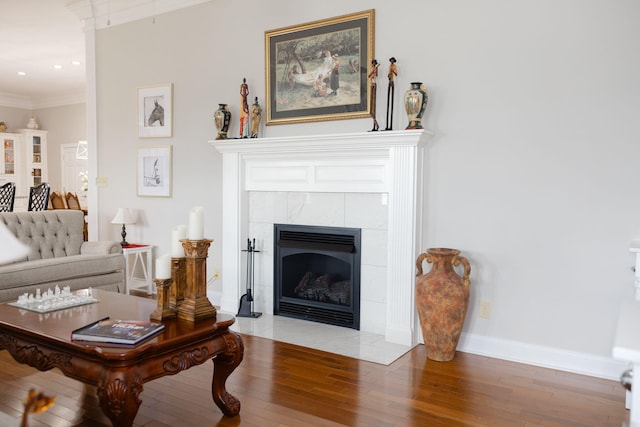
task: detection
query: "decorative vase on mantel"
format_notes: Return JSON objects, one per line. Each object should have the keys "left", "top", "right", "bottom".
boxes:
{"left": 404, "top": 82, "right": 428, "bottom": 130}
{"left": 415, "top": 247, "right": 471, "bottom": 361}
{"left": 213, "top": 104, "right": 231, "bottom": 140}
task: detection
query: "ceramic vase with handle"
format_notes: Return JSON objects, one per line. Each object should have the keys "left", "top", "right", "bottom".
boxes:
{"left": 415, "top": 248, "right": 471, "bottom": 361}
{"left": 404, "top": 82, "right": 428, "bottom": 129}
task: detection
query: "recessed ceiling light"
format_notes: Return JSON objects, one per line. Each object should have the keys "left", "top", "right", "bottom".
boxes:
{"left": 17, "top": 71, "right": 26, "bottom": 76}
{"left": 71, "top": 61, "right": 81, "bottom": 66}
{"left": 53, "top": 65, "right": 63, "bottom": 70}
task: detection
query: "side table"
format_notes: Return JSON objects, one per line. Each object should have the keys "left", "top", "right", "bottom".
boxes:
{"left": 122, "top": 244, "right": 154, "bottom": 295}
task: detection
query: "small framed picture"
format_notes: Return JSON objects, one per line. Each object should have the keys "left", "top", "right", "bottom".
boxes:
{"left": 137, "top": 145, "right": 172, "bottom": 197}
{"left": 137, "top": 84, "right": 173, "bottom": 138}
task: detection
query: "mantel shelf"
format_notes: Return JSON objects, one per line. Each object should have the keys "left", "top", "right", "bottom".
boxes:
{"left": 209, "top": 129, "right": 431, "bottom": 155}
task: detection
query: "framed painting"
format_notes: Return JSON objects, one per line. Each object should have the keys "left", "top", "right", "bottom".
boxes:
{"left": 265, "top": 9, "right": 374, "bottom": 126}
{"left": 137, "top": 145, "right": 172, "bottom": 197}
{"left": 137, "top": 84, "right": 173, "bottom": 138}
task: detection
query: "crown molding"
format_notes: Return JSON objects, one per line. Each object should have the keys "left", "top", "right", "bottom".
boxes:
{"left": 0, "top": 92, "right": 33, "bottom": 110}
{"left": 0, "top": 90, "right": 86, "bottom": 110}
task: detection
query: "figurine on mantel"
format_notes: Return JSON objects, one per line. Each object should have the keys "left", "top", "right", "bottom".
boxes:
{"left": 239, "top": 78, "right": 250, "bottom": 138}
{"left": 26, "top": 116, "right": 39, "bottom": 130}
{"left": 368, "top": 59, "right": 380, "bottom": 132}
{"left": 250, "top": 97, "right": 262, "bottom": 138}
{"left": 385, "top": 57, "right": 398, "bottom": 131}
{"left": 0, "top": 122, "right": 7, "bottom": 132}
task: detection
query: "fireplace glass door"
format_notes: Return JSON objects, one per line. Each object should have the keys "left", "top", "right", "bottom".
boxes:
{"left": 274, "top": 224, "right": 361, "bottom": 329}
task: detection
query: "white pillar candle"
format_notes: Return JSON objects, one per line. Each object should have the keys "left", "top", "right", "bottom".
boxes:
{"left": 188, "top": 206, "right": 204, "bottom": 240}
{"left": 155, "top": 254, "right": 171, "bottom": 279}
{"left": 171, "top": 224, "right": 186, "bottom": 257}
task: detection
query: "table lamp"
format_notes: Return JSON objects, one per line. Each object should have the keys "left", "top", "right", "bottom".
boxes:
{"left": 110, "top": 208, "right": 136, "bottom": 246}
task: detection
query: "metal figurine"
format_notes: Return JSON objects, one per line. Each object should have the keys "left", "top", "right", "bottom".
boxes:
{"left": 385, "top": 57, "right": 398, "bottom": 131}
{"left": 368, "top": 59, "right": 380, "bottom": 131}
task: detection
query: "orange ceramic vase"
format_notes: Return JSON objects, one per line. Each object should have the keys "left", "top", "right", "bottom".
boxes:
{"left": 415, "top": 248, "right": 471, "bottom": 361}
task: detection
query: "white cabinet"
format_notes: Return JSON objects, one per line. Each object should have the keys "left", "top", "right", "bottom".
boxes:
{"left": 17, "top": 129, "right": 48, "bottom": 192}
{"left": 0, "top": 132, "right": 23, "bottom": 193}
{"left": 0, "top": 130, "right": 48, "bottom": 204}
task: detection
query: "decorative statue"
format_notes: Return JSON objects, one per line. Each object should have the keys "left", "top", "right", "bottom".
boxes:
{"left": 239, "top": 78, "right": 250, "bottom": 138}
{"left": 26, "top": 115, "right": 39, "bottom": 130}
{"left": 385, "top": 57, "right": 397, "bottom": 131}
{"left": 368, "top": 59, "right": 380, "bottom": 131}
{"left": 250, "top": 97, "right": 262, "bottom": 138}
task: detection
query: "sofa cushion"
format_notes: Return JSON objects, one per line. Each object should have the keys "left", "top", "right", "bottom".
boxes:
{"left": 0, "top": 210, "right": 84, "bottom": 262}
{"left": 0, "top": 254, "right": 124, "bottom": 290}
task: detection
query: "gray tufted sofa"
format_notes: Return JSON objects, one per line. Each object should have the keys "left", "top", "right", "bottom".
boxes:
{"left": 0, "top": 210, "right": 124, "bottom": 303}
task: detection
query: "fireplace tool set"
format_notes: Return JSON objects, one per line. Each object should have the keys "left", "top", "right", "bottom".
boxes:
{"left": 237, "top": 238, "right": 262, "bottom": 318}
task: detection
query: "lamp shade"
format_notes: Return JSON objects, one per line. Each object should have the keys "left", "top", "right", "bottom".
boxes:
{"left": 110, "top": 208, "right": 136, "bottom": 225}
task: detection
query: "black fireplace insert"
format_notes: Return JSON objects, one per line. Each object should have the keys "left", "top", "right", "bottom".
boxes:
{"left": 274, "top": 223, "right": 361, "bottom": 329}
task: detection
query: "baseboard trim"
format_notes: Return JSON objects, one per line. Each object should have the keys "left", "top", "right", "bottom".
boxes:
{"left": 457, "top": 332, "right": 628, "bottom": 380}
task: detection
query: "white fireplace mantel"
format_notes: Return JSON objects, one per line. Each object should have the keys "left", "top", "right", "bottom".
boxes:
{"left": 211, "top": 130, "right": 430, "bottom": 346}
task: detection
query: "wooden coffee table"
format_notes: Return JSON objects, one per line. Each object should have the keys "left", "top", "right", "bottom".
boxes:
{"left": 0, "top": 289, "right": 243, "bottom": 426}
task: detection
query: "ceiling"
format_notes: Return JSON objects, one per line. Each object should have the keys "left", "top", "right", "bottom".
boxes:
{"left": 0, "top": 0, "right": 210, "bottom": 110}
{"left": 0, "top": 0, "right": 86, "bottom": 109}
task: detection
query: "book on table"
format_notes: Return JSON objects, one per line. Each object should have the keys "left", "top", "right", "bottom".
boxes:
{"left": 71, "top": 318, "right": 165, "bottom": 345}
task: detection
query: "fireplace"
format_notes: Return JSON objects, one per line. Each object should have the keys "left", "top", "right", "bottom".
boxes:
{"left": 211, "top": 130, "right": 429, "bottom": 346}
{"left": 274, "top": 224, "right": 361, "bottom": 329}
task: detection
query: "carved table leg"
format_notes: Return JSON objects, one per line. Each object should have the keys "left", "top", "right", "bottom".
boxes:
{"left": 97, "top": 371, "right": 144, "bottom": 427}
{"left": 211, "top": 331, "right": 244, "bottom": 416}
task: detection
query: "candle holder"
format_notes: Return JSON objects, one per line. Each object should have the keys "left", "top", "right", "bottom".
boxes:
{"left": 170, "top": 257, "right": 187, "bottom": 309}
{"left": 178, "top": 239, "right": 217, "bottom": 322}
{"left": 150, "top": 278, "right": 176, "bottom": 321}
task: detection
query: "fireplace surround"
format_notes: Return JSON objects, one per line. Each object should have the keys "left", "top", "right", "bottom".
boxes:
{"left": 211, "top": 130, "right": 429, "bottom": 346}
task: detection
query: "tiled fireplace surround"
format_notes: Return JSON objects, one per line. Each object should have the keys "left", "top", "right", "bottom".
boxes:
{"left": 212, "top": 130, "right": 429, "bottom": 346}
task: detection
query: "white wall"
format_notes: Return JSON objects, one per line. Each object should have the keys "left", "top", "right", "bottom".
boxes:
{"left": 32, "top": 103, "right": 86, "bottom": 191}
{"left": 0, "top": 107, "right": 31, "bottom": 133}
{"left": 93, "top": 0, "right": 640, "bottom": 374}
{"left": 0, "top": 104, "right": 86, "bottom": 194}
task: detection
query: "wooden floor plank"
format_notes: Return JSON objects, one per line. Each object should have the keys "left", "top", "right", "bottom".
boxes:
{"left": 0, "top": 334, "right": 629, "bottom": 426}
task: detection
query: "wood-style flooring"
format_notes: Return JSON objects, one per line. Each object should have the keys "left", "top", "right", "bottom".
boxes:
{"left": 0, "top": 334, "right": 628, "bottom": 426}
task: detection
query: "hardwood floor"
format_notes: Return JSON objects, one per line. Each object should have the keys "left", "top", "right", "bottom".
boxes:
{"left": 0, "top": 334, "right": 628, "bottom": 426}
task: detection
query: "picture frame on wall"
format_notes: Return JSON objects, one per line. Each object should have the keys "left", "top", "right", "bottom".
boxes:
{"left": 265, "top": 9, "right": 374, "bottom": 126}
{"left": 137, "top": 83, "right": 173, "bottom": 138}
{"left": 137, "top": 145, "right": 172, "bottom": 197}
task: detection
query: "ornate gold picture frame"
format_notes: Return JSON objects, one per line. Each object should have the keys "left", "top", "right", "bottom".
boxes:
{"left": 265, "top": 10, "right": 374, "bottom": 126}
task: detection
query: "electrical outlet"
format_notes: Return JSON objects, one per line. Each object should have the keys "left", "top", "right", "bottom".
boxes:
{"left": 479, "top": 301, "right": 491, "bottom": 319}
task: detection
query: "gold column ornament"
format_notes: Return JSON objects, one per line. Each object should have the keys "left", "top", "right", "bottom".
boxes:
{"left": 150, "top": 278, "right": 176, "bottom": 321}
{"left": 178, "top": 239, "right": 217, "bottom": 321}
{"left": 170, "top": 257, "right": 187, "bottom": 309}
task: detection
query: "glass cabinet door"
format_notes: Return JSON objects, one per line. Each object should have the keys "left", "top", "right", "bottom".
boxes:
{"left": 31, "top": 135, "right": 42, "bottom": 185}
{"left": 2, "top": 138, "right": 15, "bottom": 175}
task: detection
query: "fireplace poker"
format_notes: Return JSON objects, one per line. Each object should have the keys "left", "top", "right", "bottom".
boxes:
{"left": 237, "top": 238, "right": 262, "bottom": 318}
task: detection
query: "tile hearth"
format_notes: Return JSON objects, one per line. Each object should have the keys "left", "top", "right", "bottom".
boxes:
{"left": 227, "top": 311, "right": 414, "bottom": 365}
